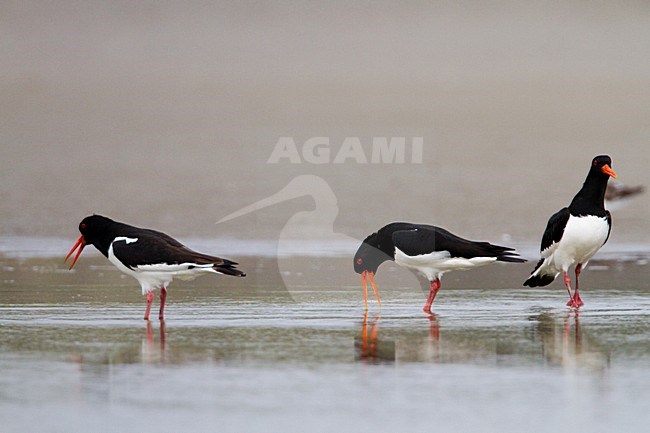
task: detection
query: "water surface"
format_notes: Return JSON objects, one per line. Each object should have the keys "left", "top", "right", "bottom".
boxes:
{"left": 1, "top": 256, "right": 649, "bottom": 432}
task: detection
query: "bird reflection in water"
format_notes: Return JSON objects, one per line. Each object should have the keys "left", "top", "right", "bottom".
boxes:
{"left": 144, "top": 320, "right": 167, "bottom": 364}
{"left": 428, "top": 313, "right": 440, "bottom": 342}
{"left": 355, "top": 313, "right": 442, "bottom": 363}
{"left": 355, "top": 313, "right": 394, "bottom": 363}
{"left": 531, "top": 310, "right": 609, "bottom": 371}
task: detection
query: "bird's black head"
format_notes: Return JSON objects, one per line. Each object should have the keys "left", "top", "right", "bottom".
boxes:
{"left": 569, "top": 155, "right": 618, "bottom": 215}
{"left": 77, "top": 214, "right": 115, "bottom": 246}
{"left": 353, "top": 232, "right": 392, "bottom": 274}
{"left": 590, "top": 155, "right": 617, "bottom": 179}
{"left": 65, "top": 214, "right": 116, "bottom": 269}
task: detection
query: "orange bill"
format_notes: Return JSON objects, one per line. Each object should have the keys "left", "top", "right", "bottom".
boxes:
{"left": 367, "top": 272, "right": 381, "bottom": 307}
{"left": 601, "top": 164, "right": 617, "bottom": 179}
{"left": 361, "top": 271, "right": 369, "bottom": 310}
{"left": 65, "top": 235, "right": 86, "bottom": 270}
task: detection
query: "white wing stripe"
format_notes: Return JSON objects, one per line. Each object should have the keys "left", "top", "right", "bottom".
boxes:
{"left": 135, "top": 263, "right": 215, "bottom": 272}
{"left": 113, "top": 236, "right": 138, "bottom": 244}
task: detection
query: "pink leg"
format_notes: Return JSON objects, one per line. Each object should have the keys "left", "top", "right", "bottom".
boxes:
{"left": 564, "top": 271, "right": 579, "bottom": 308}
{"left": 158, "top": 287, "right": 167, "bottom": 320}
{"left": 572, "top": 264, "right": 584, "bottom": 307}
{"left": 144, "top": 291, "right": 154, "bottom": 321}
{"left": 423, "top": 278, "right": 441, "bottom": 313}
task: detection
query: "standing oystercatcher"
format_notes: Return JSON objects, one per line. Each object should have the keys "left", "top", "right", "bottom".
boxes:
{"left": 524, "top": 155, "right": 617, "bottom": 308}
{"left": 65, "top": 215, "right": 245, "bottom": 320}
{"left": 353, "top": 223, "right": 525, "bottom": 313}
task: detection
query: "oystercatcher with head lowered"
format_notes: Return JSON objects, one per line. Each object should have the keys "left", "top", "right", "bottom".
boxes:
{"left": 354, "top": 223, "right": 526, "bottom": 313}
{"left": 524, "top": 155, "right": 617, "bottom": 308}
{"left": 65, "top": 215, "right": 245, "bottom": 320}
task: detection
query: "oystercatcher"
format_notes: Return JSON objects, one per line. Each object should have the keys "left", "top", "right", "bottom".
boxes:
{"left": 523, "top": 155, "right": 617, "bottom": 308}
{"left": 353, "top": 223, "right": 525, "bottom": 313}
{"left": 65, "top": 215, "right": 246, "bottom": 320}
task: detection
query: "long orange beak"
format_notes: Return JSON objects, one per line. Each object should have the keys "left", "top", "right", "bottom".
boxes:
{"left": 65, "top": 235, "right": 86, "bottom": 270}
{"left": 361, "top": 270, "right": 381, "bottom": 310}
{"left": 368, "top": 272, "right": 381, "bottom": 307}
{"left": 602, "top": 164, "right": 617, "bottom": 179}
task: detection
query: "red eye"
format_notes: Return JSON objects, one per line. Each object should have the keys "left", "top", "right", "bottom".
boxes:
{"left": 593, "top": 160, "right": 598, "bottom": 166}
{"left": 80, "top": 223, "right": 86, "bottom": 229}
{"left": 356, "top": 258, "right": 363, "bottom": 265}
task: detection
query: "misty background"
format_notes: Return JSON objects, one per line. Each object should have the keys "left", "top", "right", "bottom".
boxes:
{"left": 2, "top": 1, "right": 649, "bottom": 249}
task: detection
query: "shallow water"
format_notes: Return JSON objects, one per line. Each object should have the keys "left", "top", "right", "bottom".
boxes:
{"left": 3, "top": 2, "right": 650, "bottom": 431}
{"left": 1, "top": 255, "right": 649, "bottom": 433}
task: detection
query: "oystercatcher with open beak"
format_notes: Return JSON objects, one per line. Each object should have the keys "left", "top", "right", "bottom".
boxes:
{"left": 354, "top": 223, "right": 525, "bottom": 313}
{"left": 66, "top": 214, "right": 245, "bottom": 320}
{"left": 524, "top": 155, "right": 617, "bottom": 308}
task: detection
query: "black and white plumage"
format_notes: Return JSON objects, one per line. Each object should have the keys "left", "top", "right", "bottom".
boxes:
{"left": 65, "top": 214, "right": 245, "bottom": 320}
{"left": 524, "top": 155, "right": 617, "bottom": 308}
{"left": 353, "top": 222, "right": 525, "bottom": 313}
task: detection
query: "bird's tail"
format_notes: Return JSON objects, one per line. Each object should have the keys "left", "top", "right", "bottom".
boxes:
{"left": 523, "top": 258, "right": 556, "bottom": 287}
{"left": 213, "top": 259, "right": 246, "bottom": 277}
{"left": 483, "top": 243, "right": 527, "bottom": 263}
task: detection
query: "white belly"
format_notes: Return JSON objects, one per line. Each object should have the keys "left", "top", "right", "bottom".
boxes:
{"left": 107, "top": 245, "right": 168, "bottom": 295}
{"left": 550, "top": 215, "right": 609, "bottom": 271}
{"left": 394, "top": 248, "right": 496, "bottom": 281}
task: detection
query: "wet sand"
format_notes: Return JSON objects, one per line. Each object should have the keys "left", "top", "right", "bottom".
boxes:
{"left": 1, "top": 254, "right": 649, "bottom": 432}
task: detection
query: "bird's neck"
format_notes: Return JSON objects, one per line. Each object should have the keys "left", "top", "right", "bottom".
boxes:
{"left": 375, "top": 237, "right": 397, "bottom": 261}
{"left": 89, "top": 228, "right": 120, "bottom": 258}
{"left": 92, "top": 238, "right": 112, "bottom": 258}
{"left": 364, "top": 241, "right": 395, "bottom": 272}
{"left": 568, "top": 172, "right": 608, "bottom": 216}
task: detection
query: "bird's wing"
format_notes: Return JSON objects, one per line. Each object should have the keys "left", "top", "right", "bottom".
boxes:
{"left": 539, "top": 207, "right": 570, "bottom": 256}
{"left": 391, "top": 227, "right": 483, "bottom": 258}
{"left": 391, "top": 228, "right": 439, "bottom": 257}
{"left": 604, "top": 210, "right": 612, "bottom": 245}
{"left": 137, "top": 227, "right": 187, "bottom": 248}
{"left": 393, "top": 226, "right": 524, "bottom": 262}
{"left": 111, "top": 233, "right": 237, "bottom": 269}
